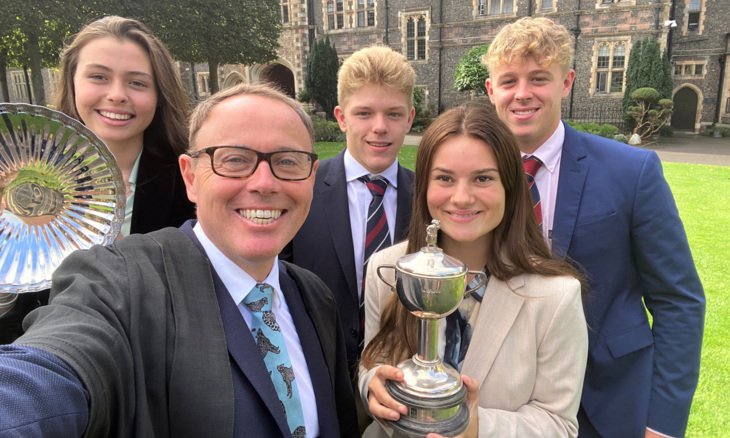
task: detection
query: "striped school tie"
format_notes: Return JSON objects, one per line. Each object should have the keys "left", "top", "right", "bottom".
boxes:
{"left": 522, "top": 156, "right": 543, "bottom": 227}
{"left": 358, "top": 175, "right": 392, "bottom": 351}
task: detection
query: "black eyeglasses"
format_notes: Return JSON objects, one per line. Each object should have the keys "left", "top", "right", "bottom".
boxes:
{"left": 186, "top": 146, "right": 318, "bottom": 181}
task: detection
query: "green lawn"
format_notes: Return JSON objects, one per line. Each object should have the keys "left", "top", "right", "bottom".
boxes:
{"left": 315, "top": 142, "right": 730, "bottom": 435}
{"left": 663, "top": 162, "right": 730, "bottom": 437}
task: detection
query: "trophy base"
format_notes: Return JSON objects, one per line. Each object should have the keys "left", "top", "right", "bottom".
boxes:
{"left": 385, "top": 379, "right": 468, "bottom": 437}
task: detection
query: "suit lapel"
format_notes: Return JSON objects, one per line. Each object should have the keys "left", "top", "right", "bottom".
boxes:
{"left": 131, "top": 148, "right": 174, "bottom": 234}
{"left": 279, "top": 263, "right": 339, "bottom": 436}
{"left": 553, "top": 123, "right": 589, "bottom": 257}
{"left": 322, "top": 152, "right": 359, "bottom": 300}
{"left": 462, "top": 277, "right": 524, "bottom": 385}
{"left": 180, "top": 223, "right": 291, "bottom": 436}
{"left": 213, "top": 273, "right": 292, "bottom": 436}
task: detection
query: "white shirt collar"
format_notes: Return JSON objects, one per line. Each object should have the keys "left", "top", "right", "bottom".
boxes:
{"left": 343, "top": 148, "right": 399, "bottom": 188}
{"left": 192, "top": 222, "right": 281, "bottom": 308}
{"left": 522, "top": 121, "right": 565, "bottom": 174}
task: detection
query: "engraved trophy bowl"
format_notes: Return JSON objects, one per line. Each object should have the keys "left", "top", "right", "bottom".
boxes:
{"left": 376, "top": 220, "right": 487, "bottom": 437}
{"left": 0, "top": 104, "right": 125, "bottom": 295}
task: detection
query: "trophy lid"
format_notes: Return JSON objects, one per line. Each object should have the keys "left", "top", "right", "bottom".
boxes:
{"left": 395, "top": 219, "right": 467, "bottom": 278}
{"left": 0, "top": 104, "right": 125, "bottom": 293}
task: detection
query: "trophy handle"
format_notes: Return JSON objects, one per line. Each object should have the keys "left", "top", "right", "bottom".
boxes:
{"left": 376, "top": 265, "right": 397, "bottom": 290}
{"left": 464, "top": 270, "right": 488, "bottom": 297}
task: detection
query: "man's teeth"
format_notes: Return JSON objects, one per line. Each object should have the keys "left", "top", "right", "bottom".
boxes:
{"left": 238, "top": 209, "right": 282, "bottom": 224}
{"left": 100, "top": 111, "right": 132, "bottom": 120}
{"left": 513, "top": 109, "right": 536, "bottom": 115}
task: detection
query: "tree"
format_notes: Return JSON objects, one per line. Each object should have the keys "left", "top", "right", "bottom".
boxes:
{"left": 303, "top": 37, "right": 338, "bottom": 119}
{"left": 1, "top": 0, "right": 93, "bottom": 105}
{"left": 454, "top": 44, "right": 490, "bottom": 96}
{"left": 142, "top": 0, "right": 281, "bottom": 94}
{"left": 626, "top": 87, "right": 673, "bottom": 141}
{"left": 622, "top": 38, "right": 672, "bottom": 113}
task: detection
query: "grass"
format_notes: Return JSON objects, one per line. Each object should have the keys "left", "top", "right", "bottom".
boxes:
{"left": 663, "top": 162, "right": 730, "bottom": 437}
{"left": 315, "top": 142, "right": 730, "bottom": 436}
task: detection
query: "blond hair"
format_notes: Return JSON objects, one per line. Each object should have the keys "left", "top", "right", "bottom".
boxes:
{"left": 337, "top": 45, "right": 415, "bottom": 108}
{"left": 483, "top": 17, "right": 574, "bottom": 72}
{"left": 188, "top": 83, "right": 314, "bottom": 149}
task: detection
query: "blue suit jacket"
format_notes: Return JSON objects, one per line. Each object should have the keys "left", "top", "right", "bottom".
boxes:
{"left": 282, "top": 150, "right": 414, "bottom": 373}
{"left": 553, "top": 123, "right": 705, "bottom": 437}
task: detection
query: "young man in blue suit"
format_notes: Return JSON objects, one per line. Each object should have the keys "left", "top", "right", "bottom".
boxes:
{"left": 0, "top": 84, "right": 358, "bottom": 437}
{"left": 283, "top": 46, "right": 416, "bottom": 377}
{"left": 484, "top": 17, "right": 705, "bottom": 438}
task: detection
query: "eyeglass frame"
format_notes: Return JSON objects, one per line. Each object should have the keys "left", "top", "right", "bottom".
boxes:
{"left": 185, "top": 145, "right": 319, "bottom": 181}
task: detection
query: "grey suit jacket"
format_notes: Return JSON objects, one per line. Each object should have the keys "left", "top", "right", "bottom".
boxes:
{"left": 19, "top": 224, "right": 357, "bottom": 437}
{"left": 359, "top": 242, "right": 588, "bottom": 437}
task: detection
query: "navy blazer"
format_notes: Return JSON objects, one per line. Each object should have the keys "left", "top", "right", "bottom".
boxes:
{"left": 131, "top": 145, "right": 196, "bottom": 234}
{"left": 553, "top": 123, "right": 705, "bottom": 437}
{"left": 282, "top": 150, "right": 414, "bottom": 372}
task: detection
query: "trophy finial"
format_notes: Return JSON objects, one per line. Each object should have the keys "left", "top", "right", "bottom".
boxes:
{"left": 426, "top": 219, "right": 440, "bottom": 249}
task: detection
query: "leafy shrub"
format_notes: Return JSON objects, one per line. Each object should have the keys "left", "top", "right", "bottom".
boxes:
{"left": 613, "top": 134, "right": 628, "bottom": 143}
{"left": 454, "top": 45, "right": 490, "bottom": 95}
{"left": 311, "top": 115, "right": 344, "bottom": 142}
{"left": 598, "top": 124, "right": 619, "bottom": 138}
{"left": 566, "top": 120, "right": 621, "bottom": 138}
{"left": 411, "top": 87, "right": 434, "bottom": 132}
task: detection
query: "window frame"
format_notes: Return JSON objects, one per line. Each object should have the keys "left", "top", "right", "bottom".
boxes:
{"left": 590, "top": 39, "right": 630, "bottom": 96}
{"left": 683, "top": 0, "right": 704, "bottom": 35}
{"left": 196, "top": 72, "right": 211, "bottom": 97}
{"left": 10, "top": 71, "right": 29, "bottom": 102}
{"left": 402, "top": 11, "right": 429, "bottom": 62}
{"left": 281, "top": 0, "right": 290, "bottom": 24}
{"left": 673, "top": 61, "right": 707, "bottom": 79}
{"left": 475, "top": 0, "right": 514, "bottom": 17}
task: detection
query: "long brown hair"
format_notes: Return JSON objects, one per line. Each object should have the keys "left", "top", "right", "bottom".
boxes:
{"left": 54, "top": 15, "right": 189, "bottom": 156}
{"left": 361, "top": 103, "right": 583, "bottom": 368}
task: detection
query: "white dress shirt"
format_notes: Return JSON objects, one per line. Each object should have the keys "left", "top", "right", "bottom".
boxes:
{"left": 344, "top": 149, "right": 399, "bottom": 298}
{"left": 193, "top": 223, "right": 319, "bottom": 436}
{"left": 121, "top": 151, "right": 142, "bottom": 237}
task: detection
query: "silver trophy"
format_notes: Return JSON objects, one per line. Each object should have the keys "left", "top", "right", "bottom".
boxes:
{"left": 0, "top": 103, "right": 125, "bottom": 295}
{"left": 377, "top": 220, "right": 487, "bottom": 437}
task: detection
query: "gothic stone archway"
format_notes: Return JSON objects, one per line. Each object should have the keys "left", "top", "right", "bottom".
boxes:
{"left": 260, "top": 64, "right": 295, "bottom": 98}
{"left": 672, "top": 86, "right": 699, "bottom": 131}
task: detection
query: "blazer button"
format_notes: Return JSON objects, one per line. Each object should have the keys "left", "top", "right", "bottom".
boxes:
{"left": 350, "top": 329, "right": 357, "bottom": 337}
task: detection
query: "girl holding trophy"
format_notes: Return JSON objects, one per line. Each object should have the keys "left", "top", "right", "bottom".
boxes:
{"left": 360, "top": 104, "right": 588, "bottom": 437}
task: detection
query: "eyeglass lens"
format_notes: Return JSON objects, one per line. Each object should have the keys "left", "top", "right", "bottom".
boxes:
{"left": 213, "top": 147, "right": 313, "bottom": 179}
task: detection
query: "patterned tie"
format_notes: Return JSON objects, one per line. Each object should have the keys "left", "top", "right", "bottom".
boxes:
{"left": 244, "top": 283, "right": 306, "bottom": 438}
{"left": 444, "top": 271, "right": 489, "bottom": 371}
{"left": 358, "top": 175, "right": 392, "bottom": 351}
{"left": 522, "top": 156, "right": 543, "bottom": 227}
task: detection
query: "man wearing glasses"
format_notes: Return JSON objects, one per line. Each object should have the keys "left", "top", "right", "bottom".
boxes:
{"left": 0, "top": 84, "right": 359, "bottom": 437}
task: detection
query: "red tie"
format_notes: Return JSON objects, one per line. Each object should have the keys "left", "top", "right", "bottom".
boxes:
{"left": 522, "top": 156, "right": 543, "bottom": 227}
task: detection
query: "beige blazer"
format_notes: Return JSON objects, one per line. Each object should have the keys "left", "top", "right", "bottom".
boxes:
{"left": 359, "top": 242, "right": 588, "bottom": 437}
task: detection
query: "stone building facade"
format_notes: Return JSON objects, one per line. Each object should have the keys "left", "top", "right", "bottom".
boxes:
{"left": 270, "top": 0, "right": 728, "bottom": 132}
{"left": 3, "top": 0, "right": 727, "bottom": 133}
{"left": 668, "top": 0, "right": 730, "bottom": 131}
